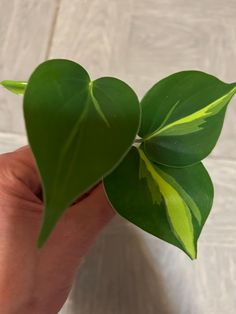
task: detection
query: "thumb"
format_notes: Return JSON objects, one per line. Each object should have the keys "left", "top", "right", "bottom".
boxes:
{"left": 11, "top": 145, "right": 41, "bottom": 195}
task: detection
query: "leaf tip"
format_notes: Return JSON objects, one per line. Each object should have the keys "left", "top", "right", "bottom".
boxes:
{"left": 36, "top": 206, "right": 62, "bottom": 249}
{"left": 37, "top": 220, "right": 52, "bottom": 249}
{"left": 189, "top": 250, "right": 197, "bottom": 260}
{"left": 37, "top": 233, "right": 46, "bottom": 249}
{"left": 0, "top": 80, "right": 27, "bottom": 95}
{"left": 186, "top": 243, "right": 197, "bottom": 260}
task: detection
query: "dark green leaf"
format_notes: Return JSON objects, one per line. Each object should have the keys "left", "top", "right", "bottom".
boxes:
{"left": 103, "top": 146, "right": 213, "bottom": 259}
{"left": 23, "top": 59, "right": 140, "bottom": 247}
{"left": 139, "top": 71, "right": 236, "bottom": 167}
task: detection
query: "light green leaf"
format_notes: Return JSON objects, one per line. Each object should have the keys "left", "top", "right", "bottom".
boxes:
{"left": 104, "top": 146, "right": 214, "bottom": 259}
{"left": 139, "top": 71, "right": 236, "bottom": 167}
{"left": 23, "top": 59, "right": 140, "bottom": 247}
{"left": 0, "top": 80, "right": 27, "bottom": 95}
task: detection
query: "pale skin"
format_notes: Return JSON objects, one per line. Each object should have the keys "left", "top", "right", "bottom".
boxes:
{"left": 0, "top": 146, "right": 115, "bottom": 313}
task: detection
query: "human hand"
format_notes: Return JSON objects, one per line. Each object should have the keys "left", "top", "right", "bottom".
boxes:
{"left": 0, "top": 146, "right": 115, "bottom": 314}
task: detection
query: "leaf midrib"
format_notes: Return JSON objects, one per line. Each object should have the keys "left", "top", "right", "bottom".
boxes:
{"left": 89, "top": 81, "right": 110, "bottom": 127}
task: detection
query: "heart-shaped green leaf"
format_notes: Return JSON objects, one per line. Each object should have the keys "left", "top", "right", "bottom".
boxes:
{"left": 23, "top": 59, "right": 140, "bottom": 247}
{"left": 103, "top": 146, "right": 213, "bottom": 259}
{"left": 139, "top": 71, "right": 236, "bottom": 167}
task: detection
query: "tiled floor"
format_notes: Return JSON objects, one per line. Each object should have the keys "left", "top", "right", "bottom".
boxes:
{"left": 1, "top": 1, "right": 236, "bottom": 313}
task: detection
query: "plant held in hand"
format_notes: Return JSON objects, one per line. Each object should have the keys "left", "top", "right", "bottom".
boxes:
{"left": 1, "top": 59, "right": 236, "bottom": 259}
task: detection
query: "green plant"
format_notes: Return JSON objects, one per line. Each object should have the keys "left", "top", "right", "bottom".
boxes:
{"left": 1, "top": 59, "right": 236, "bottom": 259}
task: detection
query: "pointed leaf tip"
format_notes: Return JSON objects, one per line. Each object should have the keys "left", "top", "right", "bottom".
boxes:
{"left": 37, "top": 206, "right": 64, "bottom": 248}
{"left": 0, "top": 80, "right": 27, "bottom": 95}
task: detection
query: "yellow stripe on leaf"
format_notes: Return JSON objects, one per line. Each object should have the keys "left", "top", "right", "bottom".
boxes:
{"left": 146, "top": 86, "right": 236, "bottom": 139}
{"left": 138, "top": 148, "right": 196, "bottom": 259}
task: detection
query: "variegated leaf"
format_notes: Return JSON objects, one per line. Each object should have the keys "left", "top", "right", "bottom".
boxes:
{"left": 139, "top": 71, "right": 236, "bottom": 167}
{"left": 103, "top": 146, "right": 213, "bottom": 259}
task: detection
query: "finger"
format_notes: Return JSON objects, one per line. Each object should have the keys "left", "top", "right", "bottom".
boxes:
{"left": 70, "top": 182, "right": 100, "bottom": 205}
{"left": 15, "top": 145, "right": 29, "bottom": 152}
{"left": 67, "top": 183, "right": 116, "bottom": 225}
